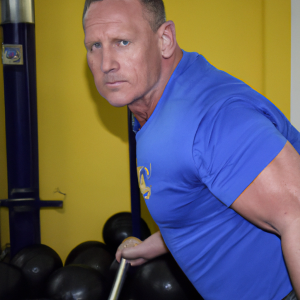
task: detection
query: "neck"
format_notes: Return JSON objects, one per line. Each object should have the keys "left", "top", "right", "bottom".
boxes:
{"left": 128, "top": 46, "right": 183, "bottom": 127}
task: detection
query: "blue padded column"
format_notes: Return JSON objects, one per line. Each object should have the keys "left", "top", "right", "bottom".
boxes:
{"left": 0, "top": 0, "right": 62, "bottom": 257}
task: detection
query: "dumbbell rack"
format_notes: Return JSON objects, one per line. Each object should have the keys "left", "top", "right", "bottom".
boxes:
{"left": 0, "top": 0, "right": 63, "bottom": 258}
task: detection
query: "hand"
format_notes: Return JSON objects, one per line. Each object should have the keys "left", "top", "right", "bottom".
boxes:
{"left": 116, "top": 231, "right": 169, "bottom": 266}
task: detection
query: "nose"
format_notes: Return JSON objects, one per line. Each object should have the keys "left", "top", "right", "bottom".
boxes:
{"left": 101, "top": 48, "right": 119, "bottom": 74}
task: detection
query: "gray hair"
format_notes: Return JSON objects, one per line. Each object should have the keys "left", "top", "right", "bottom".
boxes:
{"left": 82, "top": 0, "right": 166, "bottom": 32}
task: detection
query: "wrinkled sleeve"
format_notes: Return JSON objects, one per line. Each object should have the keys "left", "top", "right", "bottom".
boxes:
{"left": 192, "top": 99, "right": 287, "bottom": 207}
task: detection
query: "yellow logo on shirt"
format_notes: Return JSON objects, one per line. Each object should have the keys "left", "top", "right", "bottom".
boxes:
{"left": 137, "top": 164, "right": 151, "bottom": 200}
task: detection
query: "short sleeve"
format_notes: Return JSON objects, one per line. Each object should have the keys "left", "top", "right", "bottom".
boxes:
{"left": 192, "top": 99, "right": 287, "bottom": 207}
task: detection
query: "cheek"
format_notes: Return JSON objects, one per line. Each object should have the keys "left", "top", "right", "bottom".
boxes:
{"left": 119, "top": 54, "right": 140, "bottom": 83}
{"left": 87, "top": 56, "right": 101, "bottom": 81}
{"left": 87, "top": 53, "right": 92, "bottom": 68}
{"left": 129, "top": 51, "right": 152, "bottom": 79}
{"left": 87, "top": 53, "right": 99, "bottom": 71}
{"left": 87, "top": 57, "right": 96, "bottom": 76}
{"left": 141, "top": 51, "right": 161, "bottom": 83}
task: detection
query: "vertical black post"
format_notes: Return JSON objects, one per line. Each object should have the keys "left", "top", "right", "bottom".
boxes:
{"left": 1, "top": 0, "right": 40, "bottom": 257}
{"left": 127, "top": 108, "right": 141, "bottom": 239}
{"left": 0, "top": 0, "right": 62, "bottom": 257}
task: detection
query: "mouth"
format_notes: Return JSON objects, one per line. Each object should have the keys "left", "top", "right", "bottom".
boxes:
{"left": 105, "top": 81, "right": 126, "bottom": 88}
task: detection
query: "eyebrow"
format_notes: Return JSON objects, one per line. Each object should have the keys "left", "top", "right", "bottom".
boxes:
{"left": 84, "top": 40, "right": 95, "bottom": 49}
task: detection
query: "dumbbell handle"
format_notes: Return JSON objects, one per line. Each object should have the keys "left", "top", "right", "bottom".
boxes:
{"left": 107, "top": 258, "right": 130, "bottom": 300}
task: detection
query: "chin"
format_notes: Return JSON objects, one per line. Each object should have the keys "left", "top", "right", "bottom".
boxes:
{"left": 107, "top": 100, "right": 128, "bottom": 107}
{"left": 97, "top": 87, "right": 133, "bottom": 107}
{"left": 104, "top": 95, "right": 132, "bottom": 107}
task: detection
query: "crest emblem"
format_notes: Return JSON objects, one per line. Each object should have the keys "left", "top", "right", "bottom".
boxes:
{"left": 137, "top": 164, "right": 151, "bottom": 200}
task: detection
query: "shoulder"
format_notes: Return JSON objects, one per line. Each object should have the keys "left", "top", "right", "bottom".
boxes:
{"left": 192, "top": 98, "right": 287, "bottom": 206}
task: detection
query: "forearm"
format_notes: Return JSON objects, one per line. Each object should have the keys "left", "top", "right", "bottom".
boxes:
{"left": 141, "top": 231, "right": 169, "bottom": 257}
{"left": 281, "top": 219, "right": 300, "bottom": 297}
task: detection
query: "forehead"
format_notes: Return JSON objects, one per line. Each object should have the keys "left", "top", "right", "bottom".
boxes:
{"left": 84, "top": 0, "right": 148, "bottom": 32}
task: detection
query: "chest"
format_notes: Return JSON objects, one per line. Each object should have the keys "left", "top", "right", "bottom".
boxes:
{"left": 135, "top": 108, "right": 221, "bottom": 227}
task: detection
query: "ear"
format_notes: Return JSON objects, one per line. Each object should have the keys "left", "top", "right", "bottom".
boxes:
{"left": 158, "top": 21, "right": 177, "bottom": 59}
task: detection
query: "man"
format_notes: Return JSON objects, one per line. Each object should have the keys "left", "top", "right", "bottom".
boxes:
{"left": 83, "top": 0, "right": 300, "bottom": 298}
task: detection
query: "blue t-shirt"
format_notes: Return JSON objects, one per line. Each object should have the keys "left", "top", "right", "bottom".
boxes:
{"left": 135, "top": 50, "right": 300, "bottom": 300}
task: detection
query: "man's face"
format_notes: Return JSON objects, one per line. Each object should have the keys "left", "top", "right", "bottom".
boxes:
{"left": 84, "top": 0, "right": 162, "bottom": 107}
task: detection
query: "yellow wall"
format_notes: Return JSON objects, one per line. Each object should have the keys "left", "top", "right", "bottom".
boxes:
{"left": 165, "top": 0, "right": 291, "bottom": 116}
{"left": 35, "top": 0, "right": 131, "bottom": 260}
{"left": 0, "top": 0, "right": 291, "bottom": 261}
{"left": 263, "top": 0, "right": 291, "bottom": 117}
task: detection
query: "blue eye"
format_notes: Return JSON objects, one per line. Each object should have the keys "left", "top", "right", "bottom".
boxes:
{"left": 92, "top": 42, "right": 101, "bottom": 50}
{"left": 120, "top": 40, "right": 130, "bottom": 46}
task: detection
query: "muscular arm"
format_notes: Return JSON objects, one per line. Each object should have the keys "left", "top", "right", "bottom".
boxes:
{"left": 231, "top": 141, "right": 300, "bottom": 296}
